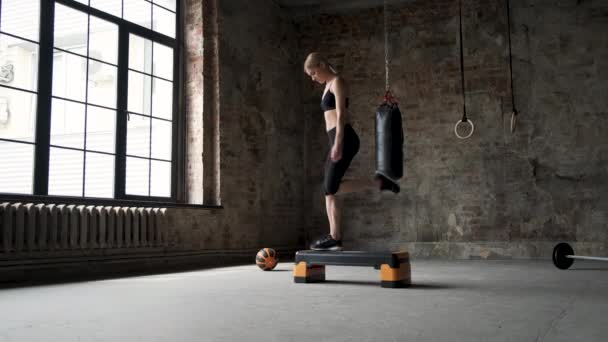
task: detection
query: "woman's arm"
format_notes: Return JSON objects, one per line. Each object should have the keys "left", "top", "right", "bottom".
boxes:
{"left": 332, "top": 77, "right": 347, "bottom": 149}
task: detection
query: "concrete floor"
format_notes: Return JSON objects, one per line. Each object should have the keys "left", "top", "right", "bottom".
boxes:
{"left": 0, "top": 260, "right": 607, "bottom": 342}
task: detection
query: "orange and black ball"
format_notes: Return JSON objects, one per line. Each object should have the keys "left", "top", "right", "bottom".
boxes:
{"left": 256, "top": 248, "right": 278, "bottom": 271}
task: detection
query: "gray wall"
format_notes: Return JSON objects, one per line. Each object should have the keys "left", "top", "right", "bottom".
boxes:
{"left": 174, "top": 0, "right": 306, "bottom": 252}
{"left": 0, "top": 0, "right": 308, "bottom": 283}
{"left": 2, "top": 1, "right": 605, "bottom": 284}
{"left": 296, "top": 0, "right": 608, "bottom": 258}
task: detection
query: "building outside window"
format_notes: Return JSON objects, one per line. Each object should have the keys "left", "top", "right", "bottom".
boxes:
{"left": 0, "top": 0, "right": 180, "bottom": 201}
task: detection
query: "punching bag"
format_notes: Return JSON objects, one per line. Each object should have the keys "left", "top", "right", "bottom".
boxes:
{"left": 375, "top": 93, "right": 404, "bottom": 182}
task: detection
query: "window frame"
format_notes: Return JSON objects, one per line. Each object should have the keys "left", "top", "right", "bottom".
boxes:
{"left": 0, "top": 0, "right": 186, "bottom": 204}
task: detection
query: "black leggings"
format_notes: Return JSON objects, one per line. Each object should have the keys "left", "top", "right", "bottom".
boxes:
{"left": 324, "top": 124, "right": 360, "bottom": 195}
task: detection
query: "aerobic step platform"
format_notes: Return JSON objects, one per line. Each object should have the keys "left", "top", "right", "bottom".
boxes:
{"left": 293, "top": 250, "right": 411, "bottom": 288}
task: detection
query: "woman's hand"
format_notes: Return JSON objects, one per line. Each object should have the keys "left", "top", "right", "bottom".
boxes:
{"left": 331, "top": 143, "right": 343, "bottom": 162}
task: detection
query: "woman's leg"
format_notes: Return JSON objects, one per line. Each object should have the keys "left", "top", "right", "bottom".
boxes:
{"left": 325, "top": 194, "right": 341, "bottom": 240}
{"left": 318, "top": 124, "right": 360, "bottom": 245}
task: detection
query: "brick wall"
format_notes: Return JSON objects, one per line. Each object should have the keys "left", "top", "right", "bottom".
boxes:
{"left": 3, "top": 0, "right": 605, "bottom": 283}
{"left": 174, "top": 0, "right": 306, "bottom": 253}
{"left": 296, "top": 0, "right": 608, "bottom": 258}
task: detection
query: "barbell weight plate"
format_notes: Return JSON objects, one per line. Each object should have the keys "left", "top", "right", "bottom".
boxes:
{"left": 552, "top": 242, "right": 575, "bottom": 270}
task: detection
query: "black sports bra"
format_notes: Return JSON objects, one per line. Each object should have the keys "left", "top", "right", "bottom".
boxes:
{"left": 321, "top": 90, "right": 349, "bottom": 112}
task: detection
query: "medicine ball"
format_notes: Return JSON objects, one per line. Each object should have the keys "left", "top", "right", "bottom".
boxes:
{"left": 256, "top": 248, "right": 278, "bottom": 271}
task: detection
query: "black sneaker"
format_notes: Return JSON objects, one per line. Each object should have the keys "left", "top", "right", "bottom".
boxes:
{"left": 375, "top": 174, "right": 400, "bottom": 194}
{"left": 310, "top": 234, "right": 343, "bottom": 251}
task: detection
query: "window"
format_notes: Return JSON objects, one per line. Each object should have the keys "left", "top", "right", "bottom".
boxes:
{"left": 0, "top": 0, "right": 179, "bottom": 201}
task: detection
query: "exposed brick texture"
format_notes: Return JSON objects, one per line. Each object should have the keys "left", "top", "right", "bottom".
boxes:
{"left": 176, "top": 0, "right": 608, "bottom": 259}
{"left": 296, "top": 0, "right": 608, "bottom": 258}
{"left": 177, "top": 0, "right": 306, "bottom": 252}
{"left": 6, "top": 0, "right": 604, "bottom": 277}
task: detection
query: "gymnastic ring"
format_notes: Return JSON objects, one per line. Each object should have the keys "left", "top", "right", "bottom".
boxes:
{"left": 454, "top": 119, "right": 474, "bottom": 139}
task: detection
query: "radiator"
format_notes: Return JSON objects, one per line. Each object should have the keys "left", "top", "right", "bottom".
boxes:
{"left": 0, "top": 203, "right": 168, "bottom": 253}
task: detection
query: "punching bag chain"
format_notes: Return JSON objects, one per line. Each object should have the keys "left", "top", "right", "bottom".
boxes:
{"left": 384, "top": 0, "right": 390, "bottom": 92}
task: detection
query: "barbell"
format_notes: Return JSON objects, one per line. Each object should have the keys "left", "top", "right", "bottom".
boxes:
{"left": 552, "top": 242, "right": 608, "bottom": 270}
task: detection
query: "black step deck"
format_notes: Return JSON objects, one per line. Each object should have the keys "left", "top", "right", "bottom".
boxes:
{"left": 295, "top": 250, "right": 408, "bottom": 268}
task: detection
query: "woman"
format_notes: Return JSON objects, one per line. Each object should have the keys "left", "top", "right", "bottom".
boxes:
{"left": 304, "top": 52, "right": 399, "bottom": 251}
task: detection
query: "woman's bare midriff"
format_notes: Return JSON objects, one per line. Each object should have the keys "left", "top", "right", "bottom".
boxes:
{"left": 324, "top": 109, "right": 341, "bottom": 132}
